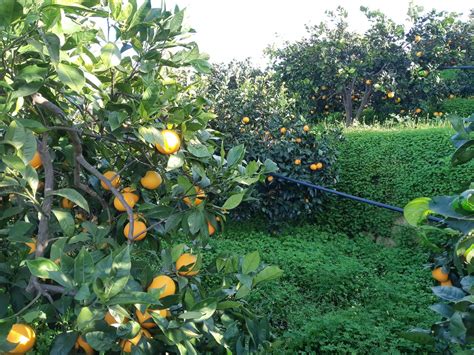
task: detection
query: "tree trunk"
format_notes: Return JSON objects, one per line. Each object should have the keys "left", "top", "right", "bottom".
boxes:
{"left": 343, "top": 90, "right": 353, "bottom": 127}
{"left": 354, "top": 86, "right": 372, "bottom": 123}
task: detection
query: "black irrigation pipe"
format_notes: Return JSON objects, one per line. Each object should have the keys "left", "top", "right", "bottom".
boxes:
{"left": 439, "top": 65, "right": 474, "bottom": 70}
{"left": 270, "top": 173, "right": 445, "bottom": 224}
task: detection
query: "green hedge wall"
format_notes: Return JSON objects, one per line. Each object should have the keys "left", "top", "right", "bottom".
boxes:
{"left": 441, "top": 98, "right": 474, "bottom": 117}
{"left": 320, "top": 126, "right": 474, "bottom": 236}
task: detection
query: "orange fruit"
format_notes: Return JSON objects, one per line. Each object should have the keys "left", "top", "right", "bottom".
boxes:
{"left": 147, "top": 275, "right": 176, "bottom": 298}
{"left": 365, "top": 79, "right": 372, "bottom": 85}
{"left": 122, "top": 187, "right": 139, "bottom": 203}
{"left": 395, "top": 98, "right": 401, "bottom": 103}
{"left": 310, "top": 110, "right": 315, "bottom": 114}
{"left": 303, "top": 125, "right": 310, "bottom": 132}
{"left": 155, "top": 130, "right": 181, "bottom": 155}
{"left": 120, "top": 329, "right": 151, "bottom": 353}
{"left": 387, "top": 91, "right": 395, "bottom": 99}
{"left": 101, "top": 171, "right": 120, "bottom": 190}
{"left": 324, "top": 105, "right": 329, "bottom": 109}
{"left": 438, "top": 112, "right": 443, "bottom": 116}
{"left": 25, "top": 240, "right": 36, "bottom": 255}
{"left": 123, "top": 220, "right": 147, "bottom": 241}
{"left": 183, "top": 186, "right": 205, "bottom": 207}
{"left": 316, "top": 162, "right": 323, "bottom": 169}
{"left": 75, "top": 336, "right": 94, "bottom": 355}
{"left": 104, "top": 311, "right": 128, "bottom": 326}
{"left": 280, "top": 127, "right": 287, "bottom": 134}
{"left": 61, "top": 198, "right": 74, "bottom": 209}
{"left": 294, "top": 159, "right": 301, "bottom": 165}
{"left": 432, "top": 267, "right": 449, "bottom": 282}
{"left": 6, "top": 324, "right": 36, "bottom": 354}
{"left": 416, "top": 51, "right": 423, "bottom": 57}
{"left": 310, "top": 164, "right": 318, "bottom": 171}
{"left": 208, "top": 221, "right": 216, "bottom": 235}
{"left": 400, "top": 109, "right": 406, "bottom": 114}
{"left": 267, "top": 176, "right": 274, "bottom": 182}
{"left": 440, "top": 280, "right": 452, "bottom": 287}
{"left": 29, "top": 151, "right": 42, "bottom": 170}
{"left": 322, "top": 95, "right": 327, "bottom": 100}
{"left": 321, "top": 85, "right": 327, "bottom": 90}
{"left": 113, "top": 193, "right": 137, "bottom": 212}
{"left": 242, "top": 116, "right": 250, "bottom": 124}
{"left": 140, "top": 171, "right": 162, "bottom": 190}
{"left": 415, "top": 108, "right": 422, "bottom": 114}
{"left": 135, "top": 309, "right": 170, "bottom": 329}
{"left": 295, "top": 138, "right": 302, "bottom": 143}
{"left": 414, "top": 35, "right": 421, "bottom": 43}
{"left": 176, "top": 253, "right": 199, "bottom": 276}
{"left": 449, "top": 94, "right": 455, "bottom": 99}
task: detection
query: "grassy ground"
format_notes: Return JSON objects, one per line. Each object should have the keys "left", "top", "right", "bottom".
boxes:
{"left": 207, "top": 222, "right": 437, "bottom": 354}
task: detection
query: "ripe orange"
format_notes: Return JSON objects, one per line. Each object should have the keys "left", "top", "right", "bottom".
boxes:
{"left": 140, "top": 171, "right": 162, "bottom": 190}
{"left": 395, "top": 98, "right": 401, "bottom": 103}
{"left": 322, "top": 95, "right": 327, "bottom": 100}
{"left": 294, "top": 159, "right": 301, "bottom": 165}
{"left": 267, "top": 176, "right": 274, "bottom": 182}
{"left": 387, "top": 91, "right": 395, "bottom": 99}
{"left": 120, "top": 329, "right": 151, "bottom": 353}
{"left": 310, "top": 110, "right": 315, "bottom": 114}
{"left": 400, "top": 109, "right": 406, "bottom": 114}
{"left": 29, "top": 151, "right": 42, "bottom": 170}
{"left": 310, "top": 164, "right": 318, "bottom": 171}
{"left": 123, "top": 220, "right": 147, "bottom": 241}
{"left": 295, "top": 138, "right": 302, "bottom": 143}
{"left": 440, "top": 280, "right": 452, "bottom": 287}
{"left": 303, "top": 125, "right": 310, "bottom": 132}
{"left": 75, "top": 336, "right": 94, "bottom": 355}
{"left": 122, "top": 187, "right": 139, "bottom": 203}
{"left": 432, "top": 267, "right": 449, "bottom": 282}
{"left": 416, "top": 51, "right": 423, "bottom": 57}
{"left": 135, "top": 309, "right": 170, "bottom": 329}
{"left": 316, "top": 162, "right": 323, "bottom": 169}
{"left": 176, "top": 253, "right": 199, "bottom": 276}
{"left": 155, "top": 130, "right": 181, "bottom": 155}
{"left": 449, "top": 94, "right": 455, "bottom": 99}
{"left": 280, "top": 127, "right": 287, "bottom": 134}
{"left": 415, "top": 108, "right": 422, "bottom": 114}
{"left": 113, "top": 193, "right": 137, "bottom": 212}
{"left": 6, "top": 324, "right": 36, "bottom": 354}
{"left": 365, "top": 79, "right": 372, "bottom": 85}
{"left": 61, "top": 198, "right": 74, "bottom": 209}
{"left": 25, "top": 240, "right": 36, "bottom": 255}
{"left": 183, "top": 186, "right": 205, "bottom": 207}
{"left": 208, "top": 221, "right": 216, "bottom": 236}
{"left": 321, "top": 85, "right": 327, "bottom": 90}
{"left": 101, "top": 171, "right": 120, "bottom": 190}
{"left": 438, "top": 112, "right": 443, "bottom": 116}
{"left": 147, "top": 275, "right": 176, "bottom": 298}
{"left": 414, "top": 35, "right": 421, "bottom": 43}
{"left": 242, "top": 116, "right": 250, "bottom": 124}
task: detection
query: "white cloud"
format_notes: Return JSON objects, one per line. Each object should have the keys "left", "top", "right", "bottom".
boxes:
{"left": 153, "top": 0, "right": 472, "bottom": 66}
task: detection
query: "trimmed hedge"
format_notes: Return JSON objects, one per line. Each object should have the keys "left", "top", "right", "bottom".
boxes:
{"left": 441, "top": 97, "right": 474, "bottom": 117}
{"left": 321, "top": 126, "right": 474, "bottom": 236}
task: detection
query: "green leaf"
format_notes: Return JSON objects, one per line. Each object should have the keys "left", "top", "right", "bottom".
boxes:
{"left": 227, "top": 145, "right": 245, "bottom": 167}
{"left": 77, "top": 307, "right": 95, "bottom": 332}
{"left": 242, "top": 251, "right": 260, "bottom": 274}
{"left": 11, "top": 81, "right": 43, "bottom": 99}
{"left": 20, "top": 130, "right": 37, "bottom": 162}
{"left": 222, "top": 192, "right": 245, "bottom": 210}
{"left": 180, "top": 298, "right": 217, "bottom": 322}
{"left": 50, "top": 188, "right": 90, "bottom": 212}
{"left": 106, "top": 291, "right": 162, "bottom": 306}
{"left": 404, "top": 197, "right": 432, "bottom": 226}
{"left": 52, "top": 209, "right": 75, "bottom": 236}
{"left": 84, "top": 331, "right": 116, "bottom": 351}
{"left": 0, "top": 0, "right": 23, "bottom": 28}
{"left": 188, "top": 210, "right": 204, "bottom": 235}
{"left": 101, "top": 42, "right": 121, "bottom": 68}
{"left": 26, "top": 257, "right": 60, "bottom": 278}
{"left": 50, "top": 332, "right": 78, "bottom": 355}
{"left": 17, "top": 65, "right": 48, "bottom": 83}
{"left": 253, "top": 266, "right": 283, "bottom": 285}
{"left": 188, "top": 143, "right": 211, "bottom": 158}
{"left": 432, "top": 286, "right": 466, "bottom": 301}
{"left": 57, "top": 63, "right": 85, "bottom": 92}
{"left": 452, "top": 140, "right": 474, "bottom": 166}
{"left": 43, "top": 33, "right": 60, "bottom": 64}
{"left": 103, "top": 247, "right": 131, "bottom": 299}
{"left": 138, "top": 126, "right": 163, "bottom": 146}
{"left": 5, "top": 121, "right": 26, "bottom": 149}
{"left": 167, "top": 152, "right": 185, "bottom": 171}
{"left": 74, "top": 248, "right": 94, "bottom": 285}
{"left": 23, "top": 165, "right": 39, "bottom": 195}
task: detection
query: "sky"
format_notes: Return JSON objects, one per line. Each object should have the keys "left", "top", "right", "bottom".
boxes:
{"left": 152, "top": 0, "right": 472, "bottom": 67}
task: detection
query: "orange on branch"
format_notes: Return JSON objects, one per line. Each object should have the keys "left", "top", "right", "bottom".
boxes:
{"left": 176, "top": 253, "right": 199, "bottom": 276}
{"left": 61, "top": 198, "right": 74, "bottom": 209}
{"left": 140, "top": 171, "right": 162, "bottom": 190}
{"left": 147, "top": 275, "right": 176, "bottom": 298}
{"left": 155, "top": 130, "right": 181, "bottom": 155}
{"left": 183, "top": 186, "right": 205, "bottom": 207}
{"left": 75, "top": 336, "right": 94, "bottom": 355}
{"left": 113, "top": 193, "right": 137, "bottom": 212}
{"left": 29, "top": 151, "right": 42, "bottom": 170}
{"left": 122, "top": 187, "right": 139, "bottom": 203}
{"left": 101, "top": 171, "right": 120, "bottom": 190}
{"left": 123, "top": 220, "right": 147, "bottom": 241}
{"left": 432, "top": 267, "right": 449, "bottom": 282}
{"left": 6, "top": 324, "right": 36, "bottom": 354}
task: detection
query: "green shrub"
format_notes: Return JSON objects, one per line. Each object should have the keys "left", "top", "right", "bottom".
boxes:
{"left": 321, "top": 126, "right": 474, "bottom": 236}
{"left": 206, "top": 61, "right": 343, "bottom": 227}
{"left": 441, "top": 97, "right": 474, "bottom": 116}
{"left": 206, "top": 224, "right": 437, "bottom": 353}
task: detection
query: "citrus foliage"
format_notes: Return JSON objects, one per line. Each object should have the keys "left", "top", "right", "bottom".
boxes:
{"left": 268, "top": 5, "right": 473, "bottom": 126}
{"left": 404, "top": 113, "right": 474, "bottom": 351}
{"left": 206, "top": 61, "right": 342, "bottom": 226}
{"left": 0, "top": 1, "right": 281, "bottom": 353}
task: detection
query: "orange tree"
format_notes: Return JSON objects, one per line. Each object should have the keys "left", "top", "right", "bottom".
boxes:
{"left": 268, "top": 5, "right": 472, "bottom": 126}
{"left": 404, "top": 113, "right": 474, "bottom": 351}
{"left": 0, "top": 1, "right": 281, "bottom": 353}
{"left": 205, "top": 61, "right": 342, "bottom": 227}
